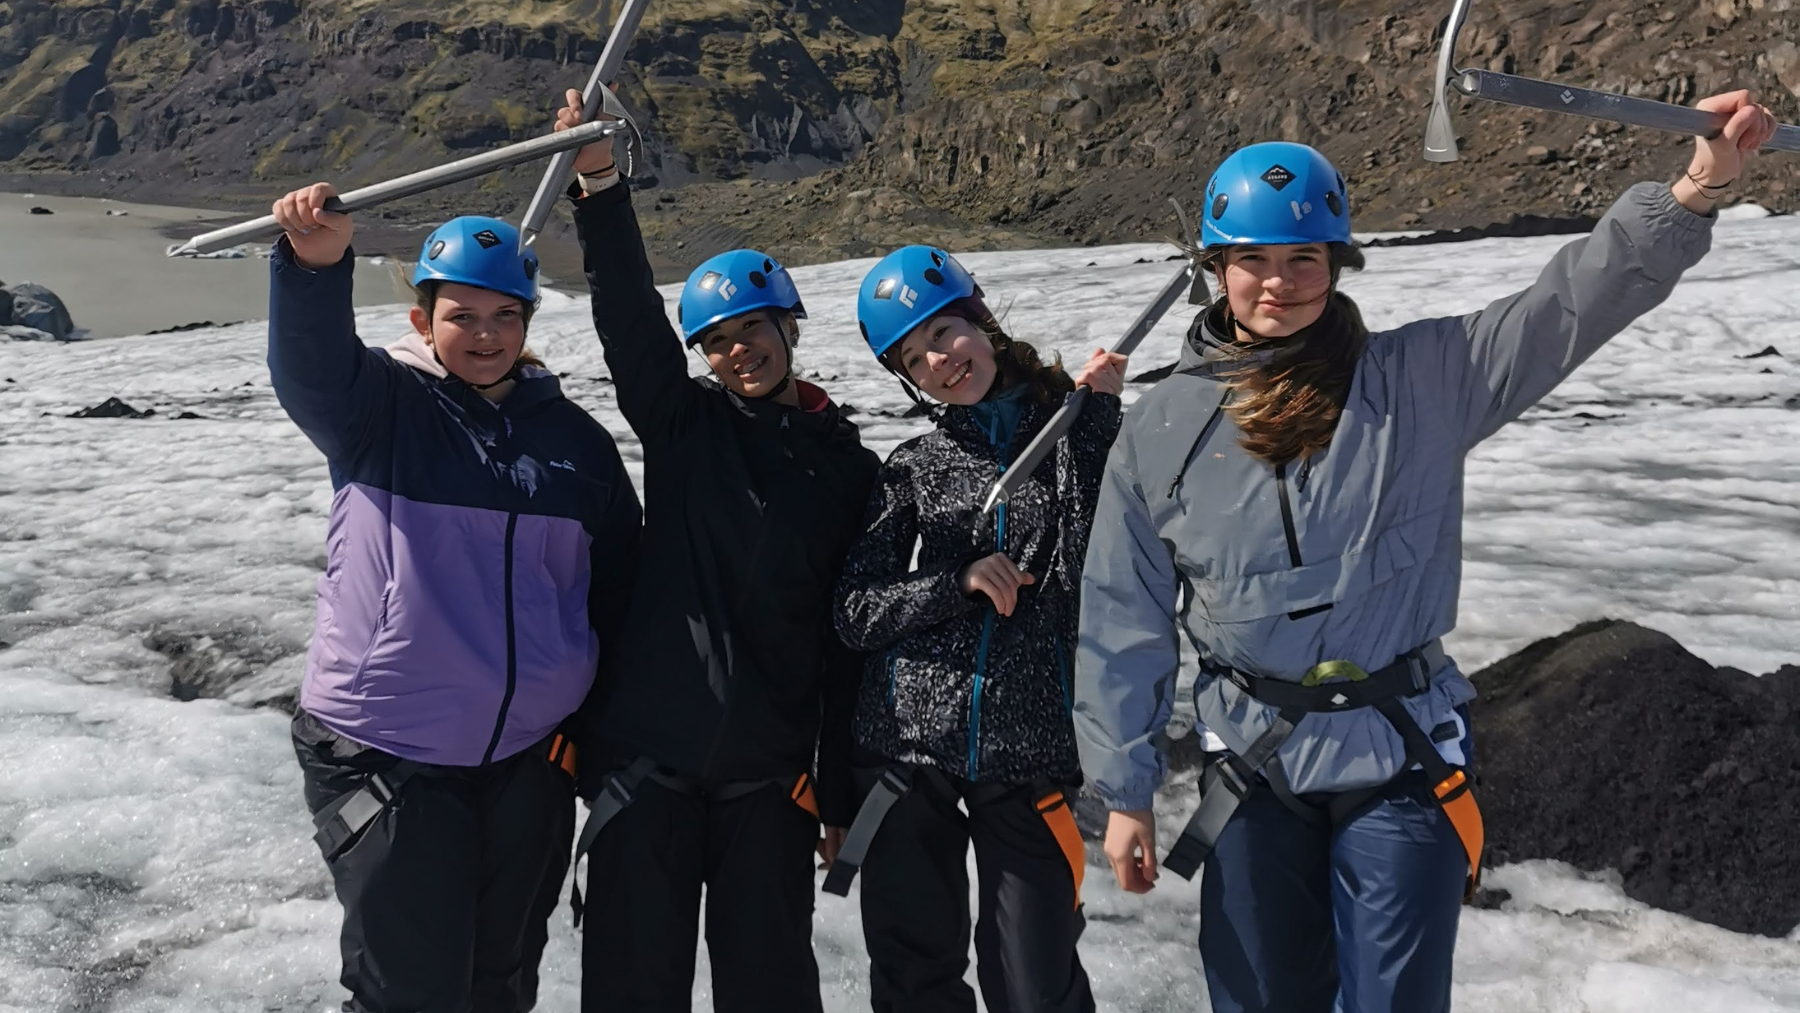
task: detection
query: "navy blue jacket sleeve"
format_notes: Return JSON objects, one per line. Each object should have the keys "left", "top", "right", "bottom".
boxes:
{"left": 570, "top": 182, "right": 704, "bottom": 444}
{"left": 267, "top": 239, "right": 395, "bottom": 465}
{"left": 586, "top": 440, "right": 643, "bottom": 657}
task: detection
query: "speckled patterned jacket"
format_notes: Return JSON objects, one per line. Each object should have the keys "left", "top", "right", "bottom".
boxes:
{"left": 835, "top": 385, "right": 1122, "bottom": 785}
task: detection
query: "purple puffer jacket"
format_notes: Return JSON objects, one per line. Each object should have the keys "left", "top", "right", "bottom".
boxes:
{"left": 268, "top": 240, "right": 641, "bottom": 766}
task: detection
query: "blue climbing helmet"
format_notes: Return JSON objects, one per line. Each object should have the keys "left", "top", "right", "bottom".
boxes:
{"left": 677, "top": 249, "right": 807, "bottom": 346}
{"left": 411, "top": 216, "right": 540, "bottom": 303}
{"left": 856, "top": 245, "right": 982, "bottom": 359}
{"left": 1200, "top": 142, "right": 1352, "bottom": 249}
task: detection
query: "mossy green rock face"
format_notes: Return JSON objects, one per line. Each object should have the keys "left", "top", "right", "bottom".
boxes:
{"left": 4, "top": 0, "right": 1797, "bottom": 272}
{"left": 0, "top": 1, "right": 900, "bottom": 189}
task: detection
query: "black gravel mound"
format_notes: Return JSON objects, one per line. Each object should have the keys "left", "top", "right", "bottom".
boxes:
{"left": 1471, "top": 620, "right": 1800, "bottom": 937}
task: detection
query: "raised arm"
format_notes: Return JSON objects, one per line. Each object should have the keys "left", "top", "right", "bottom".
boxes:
{"left": 560, "top": 91, "right": 701, "bottom": 444}
{"left": 1433, "top": 182, "right": 1712, "bottom": 448}
{"left": 1438, "top": 90, "right": 1776, "bottom": 448}
{"left": 265, "top": 183, "right": 396, "bottom": 465}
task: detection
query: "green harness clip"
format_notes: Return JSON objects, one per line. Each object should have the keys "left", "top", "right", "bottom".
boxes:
{"left": 1300, "top": 659, "right": 1371, "bottom": 687}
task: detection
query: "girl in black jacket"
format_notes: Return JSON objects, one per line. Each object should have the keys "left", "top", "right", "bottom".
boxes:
{"left": 832, "top": 245, "right": 1126, "bottom": 1013}
{"left": 555, "top": 91, "right": 879, "bottom": 1013}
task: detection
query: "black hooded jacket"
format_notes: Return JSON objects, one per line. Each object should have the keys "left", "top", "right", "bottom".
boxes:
{"left": 570, "top": 181, "right": 879, "bottom": 824}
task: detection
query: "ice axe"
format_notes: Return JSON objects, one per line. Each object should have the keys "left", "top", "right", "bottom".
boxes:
{"left": 980, "top": 204, "right": 1204, "bottom": 515}
{"left": 168, "top": 119, "right": 628, "bottom": 257}
{"left": 516, "top": 0, "right": 652, "bottom": 249}
{"left": 1423, "top": 0, "right": 1800, "bottom": 161}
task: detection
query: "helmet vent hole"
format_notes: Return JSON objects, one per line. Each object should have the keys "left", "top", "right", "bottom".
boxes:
{"left": 428, "top": 240, "right": 446, "bottom": 260}
{"left": 1326, "top": 191, "right": 1343, "bottom": 216}
{"left": 764, "top": 259, "right": 775, "bottom": 273}
{"left": 1211, "top": 194, "right": 1229, "bottom": 219}
{"left": 923, "top": 268, "right": 945, "bottom": 286}
{"left": 749, "top": 270, "right": 768, "bottom": 288}
{"left": 929, "top": 251, "right": 945, "bottom": 267}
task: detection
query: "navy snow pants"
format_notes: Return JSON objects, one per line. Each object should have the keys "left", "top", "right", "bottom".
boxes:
{"left": 1198, "top": 772, "right": 1467, "bottom": 1013}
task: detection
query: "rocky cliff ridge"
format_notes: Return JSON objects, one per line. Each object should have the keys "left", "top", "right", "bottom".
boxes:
{"left": 3, "top": 0, "right": 1797, "bottom": 272}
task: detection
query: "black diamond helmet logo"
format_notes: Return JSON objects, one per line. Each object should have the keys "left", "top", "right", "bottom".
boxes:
{"left": 1260, "top": 165, "right": 1295, "bottom": 191}
{"left": 472, "top": 229, "right": 502, "bottom": 249}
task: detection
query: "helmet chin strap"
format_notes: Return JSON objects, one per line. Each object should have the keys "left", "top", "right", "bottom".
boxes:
{"left": 750, "top": 349, "right": 794, "bottom": 401}
{"left": 467, "top": 366, "right": 520, "bottom": 391}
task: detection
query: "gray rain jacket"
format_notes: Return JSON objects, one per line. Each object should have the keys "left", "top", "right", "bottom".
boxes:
{"left": 1074, "top": 182, "right": 1714, "bottom": 810}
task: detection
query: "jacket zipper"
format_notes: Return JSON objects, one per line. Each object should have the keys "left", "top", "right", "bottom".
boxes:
{"left": 1274, "top": 462, "right": 1303, "bottom": 567}
{"left": 481, "top": 512, "right": 521, "bottom": 765}
{"left": 885, "top": 648, "right": 898, "bottom": 709}
{"left": 968, "top": 500, "right": 1002, "bottom": 780}
{"left": 1275, "top": 463, "right": 1334, "bottom": 621}
{"left": 968, "top": 412, "right": 1008, "bottom": 781}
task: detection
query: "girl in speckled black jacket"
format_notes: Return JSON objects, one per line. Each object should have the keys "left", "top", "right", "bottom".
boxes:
{"left": 832, "top": 245, "right": 1126, "bottom": 1013}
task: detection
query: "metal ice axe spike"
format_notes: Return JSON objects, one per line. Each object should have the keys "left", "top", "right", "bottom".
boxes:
{"left": 979, "top": 257, "right": 1197, "bottom": 515}
{"left": 167, "top": 119, "right": 628, "bottom": 257}
{"left": 1423, "top": 0, "right": 1800, "bottom": 162}
{"left": 516, "top": 0, "right": 652, "bottom": 249}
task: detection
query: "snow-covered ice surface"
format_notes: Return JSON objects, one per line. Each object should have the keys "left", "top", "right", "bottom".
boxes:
{"left": 2, "top": 207, "right": 1798, "bottom": 1011}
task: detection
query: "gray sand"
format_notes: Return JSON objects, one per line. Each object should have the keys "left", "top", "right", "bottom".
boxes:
{"left": 1, "top": 193, "right": 413, "bottom": 339}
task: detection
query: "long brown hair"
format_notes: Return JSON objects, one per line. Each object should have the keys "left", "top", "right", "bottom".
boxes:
{"left": 1200, "top": 243, "right": 1368, "bottom": 465}
{"left": 880, "top": 296, "right": 1073, "bottom": 406}
{"left": 406, "top": 276, "right": 546, "bottom": 371}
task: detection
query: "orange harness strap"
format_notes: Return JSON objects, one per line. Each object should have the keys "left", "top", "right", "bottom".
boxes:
{"left": 1035, "top": 791, "right": 1086, "bottom": 910}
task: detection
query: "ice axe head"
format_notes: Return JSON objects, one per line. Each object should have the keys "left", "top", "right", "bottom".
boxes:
{"left": 1422, "top": 0, "right": 1475, "bottom": 162}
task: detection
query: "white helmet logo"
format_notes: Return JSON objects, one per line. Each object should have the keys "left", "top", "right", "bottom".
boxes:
{"left": 898, "top": 284, "right": 918, "bottom": 309}
{"left": 719, "top": 279, "right": 738, "bottom": 300}
{"left": 1290, "top": 200, "right": 1314, "bottom": 221}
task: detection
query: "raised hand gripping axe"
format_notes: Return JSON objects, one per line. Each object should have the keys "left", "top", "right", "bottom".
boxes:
{"left": 516, "top": 0, "right": 652, "bottom": 249}
{"left": 980, "top": 235, "right": 1202, "bottom": 516}
{"left": 1424, "top": 0, "right": 1800, "bottom": 161}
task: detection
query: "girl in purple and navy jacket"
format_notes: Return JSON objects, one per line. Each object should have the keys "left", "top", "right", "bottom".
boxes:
{"left": 267, "top": 182, "right": 640, "bottom": 1013}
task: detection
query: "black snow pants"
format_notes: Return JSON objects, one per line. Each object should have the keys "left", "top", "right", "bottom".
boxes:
{"left": 579, "top": 774, "right": 824, "bottom": 1013}
{"left": 292, "top": 710, "right": 577, "bottom": 1013}
{"left": 853, "top": 765, "right": 1095, "bottom": 1013}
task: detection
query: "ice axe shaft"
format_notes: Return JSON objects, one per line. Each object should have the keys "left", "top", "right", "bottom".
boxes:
{"left": 980, "top": 259, "right": 1196, "bottom": 515}
{"left": 517, "top": 0, "right": 652, "bottom": 249}
{"left": 1454, "top": 70, "right": 1800, "bottom": 153}
{"left": 169, "top": 119, "right": 626, "bottom": 257}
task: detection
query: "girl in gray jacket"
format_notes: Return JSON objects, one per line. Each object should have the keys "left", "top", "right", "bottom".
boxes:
{"left": 1074, "top": 90, "right": 1778, "bottom": 1013}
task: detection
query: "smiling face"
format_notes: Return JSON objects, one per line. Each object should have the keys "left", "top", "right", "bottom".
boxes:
{"left": 410, "top": 282, "right": 527, "bottom": 388}
{"left": 1217, "top": 243, "right": 1334, "bottom": 339}
{"left": 891, "top": 312, "right": 999, "bottom": 406}
{"left": 696, "top": 310, "right": 792, "bottom": 399}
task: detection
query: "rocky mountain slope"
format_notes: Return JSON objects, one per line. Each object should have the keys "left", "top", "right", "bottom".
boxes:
{"left": 3, "top": 0, "right": 1797, "bottom": 273}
